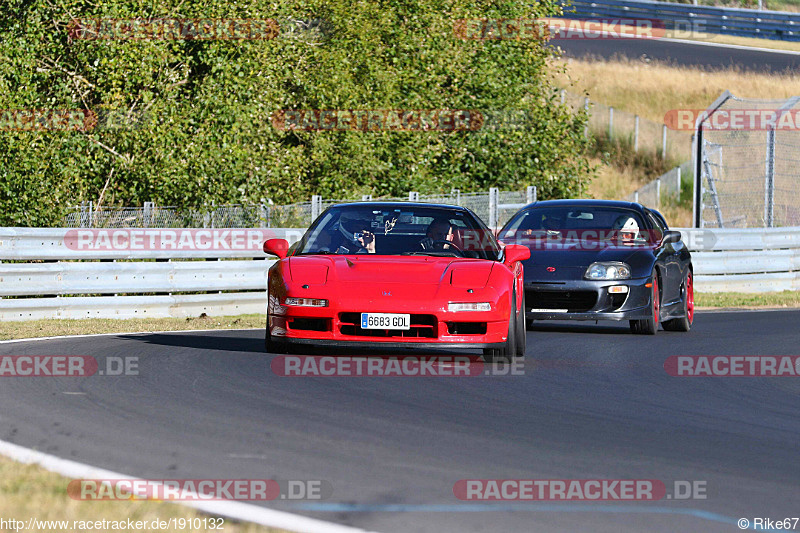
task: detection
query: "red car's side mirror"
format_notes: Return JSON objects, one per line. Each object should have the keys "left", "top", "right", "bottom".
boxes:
{"left": 503, "top": 244, "right": 531, "bottom": 265}
{"left": 264, "top": 238, "right": 289, "bottom": 259}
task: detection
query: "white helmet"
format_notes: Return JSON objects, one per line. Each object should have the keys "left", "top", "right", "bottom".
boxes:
{"left": 612, "top": 215, "right": 640, "bottom": 240}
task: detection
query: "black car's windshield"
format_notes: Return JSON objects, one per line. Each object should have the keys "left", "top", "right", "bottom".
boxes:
{"left": 500, "top": 206, "right": 653, "bottom": 245}
{"left": 295, "top": 204, "right": 501, "bottom": 260}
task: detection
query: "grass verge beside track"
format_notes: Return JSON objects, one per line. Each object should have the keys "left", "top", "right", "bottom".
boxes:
{"left": 696, "top": 290, "right": 800, "bottom": 309}
{"left": 0, "top": 455, "right": 288, "bottom": 533}
{"left": 0, "top": 314, "right": 267, "bottom": 341}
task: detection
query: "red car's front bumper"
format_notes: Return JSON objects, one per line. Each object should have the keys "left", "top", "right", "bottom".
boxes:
{"left": 268, "top": 298, "right": 509, "bottom": 350}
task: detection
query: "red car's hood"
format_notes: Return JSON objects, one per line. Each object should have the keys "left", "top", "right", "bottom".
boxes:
{"left": 288, "top": 255, "right": 493, "bottom": 287}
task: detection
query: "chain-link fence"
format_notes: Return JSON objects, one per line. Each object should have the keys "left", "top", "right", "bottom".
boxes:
{"left": 561, "top": 90, "right": 693, "bottom": 165}
{"left": 696, "top": 93, "right": 800, "bottom": 228}
{"left": 63, "top": 187, "right": 538, "bottom": 230}
{"left": 625, "top": 161, "right": 691, "bottom": 208}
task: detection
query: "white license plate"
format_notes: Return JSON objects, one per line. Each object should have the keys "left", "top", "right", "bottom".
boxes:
{"left": 360, "top": 313, "right": 411, "bottom": 330}
{"left": 529, "top": 308, "right": 568, "bottom": 313}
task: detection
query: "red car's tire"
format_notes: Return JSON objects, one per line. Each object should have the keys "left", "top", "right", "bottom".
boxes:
{"left": 484, "top": 293, "right": 517, "bottom": 363}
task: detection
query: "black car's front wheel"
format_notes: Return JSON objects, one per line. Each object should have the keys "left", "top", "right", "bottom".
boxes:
{"left": 663, "top": 269, "right": 694, "bottom": 332}
{"left": 630, "top": 271, "right": 660, "bottom": 335}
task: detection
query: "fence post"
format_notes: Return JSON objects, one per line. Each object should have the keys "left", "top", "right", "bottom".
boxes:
{"left": 526, "top": 185, "right": 537, "bottom": 204}
{"left": 634, "top": 115, "right": 639, "bottom": 152}
{"left": 311, "top": 195, "right": 322, "bottom": 222}
{"left": 608, "top": 106, "right": 614, "bottom": 138}
{"left": 451, "top": 188, "right": 461, "bottom": 206}
{"left": 489, "top": 187, "right": 499, "bottom": 229}
{"left": 560, "top": 89, "right": 566, "bottom": 105}
{"left": 88, "top": 201, "right": 94, "bottom": 228}
{"left": 143, "top": 201, "right": 154, "bottom": 227}
{"left": 676, "top": 166, "right": 682, "bottom": 200}
{"left": 765, "top": 127, "right": 775, "bottom": 227}
{"left": 584, "top": 97, "right": 589, "bottom": 138}
{"left": 661, "top": 124, "right": 667, "bottom": 159}
{"left": 634, "top": 191, "right": 639, "bottom": 203}
{"left": 259, "top": 199, "right": 268, "bottom": 228}
{"left": 656, "top": 178, "right": 661, "bottom": 208}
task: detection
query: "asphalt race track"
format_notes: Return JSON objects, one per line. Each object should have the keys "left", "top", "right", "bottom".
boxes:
{"left": 554, "top": 38, "right": 800, "bottom": 72}
{"left": 2, "top": 310, "right": 800, "bottom": 532}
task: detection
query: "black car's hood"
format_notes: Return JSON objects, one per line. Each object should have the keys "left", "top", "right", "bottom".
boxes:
{"left": 523, "top": 244, "right": 650, "bottom": 281}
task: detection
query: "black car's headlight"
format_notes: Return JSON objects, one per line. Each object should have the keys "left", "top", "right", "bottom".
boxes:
{"left": 584, "top": 262, "right": 631, "bottom": 280}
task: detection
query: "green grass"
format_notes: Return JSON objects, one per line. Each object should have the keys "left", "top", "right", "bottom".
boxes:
{"left": 0, "top": 314, "right": 267, "bottom": 341}
{"left": 696, "top": 291, "right": 800, "bottom": 308}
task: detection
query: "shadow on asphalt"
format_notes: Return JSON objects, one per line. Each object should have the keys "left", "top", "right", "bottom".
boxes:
{"left": 129, "top": 331, "right": 479, "bottom": 357}
{"left": 527, "top": 321, "right": 636, "bottom": 335}
{"left": 130, "top": 332, "right": 265, "bottom": 354}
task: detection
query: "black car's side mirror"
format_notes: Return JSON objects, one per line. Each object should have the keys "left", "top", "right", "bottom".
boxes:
{"left": 664, "top": 230, "right": 682, "bottom": 244}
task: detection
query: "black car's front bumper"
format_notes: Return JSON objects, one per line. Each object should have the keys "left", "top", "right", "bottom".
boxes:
{"left": 524, "top": 277, "right": 652, "bottom": 321}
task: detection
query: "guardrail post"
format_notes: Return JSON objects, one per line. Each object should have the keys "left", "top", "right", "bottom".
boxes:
{"left": 361, "top": 194, "right": 372, "bottom": 201}
{"left": 608, "top": 106, "right": 614, "bottom": 138}
{"left": 526, "top": 185, "right": 537, "bottom": 204}
{"left": 676, "top": 166, "right": 682, "bottom": 200}
{"left": 634, "top": 191, "right": 639, "bottom": 203}
{"left": 409, "top": 191, "right": 419, "bottom": 202}
{"left": 489, "top": 187, "right": 499, "bottom": 228}
{"left": 560, "top": 89, "right": 566, "bottom": 105}
{"left": 661, "top": 124, "right": 667, "bottom": 160}
{"left": 451, "top": 188, "right": 461, "bottom": 206}
{"left": 634, "top": 115, "right": 639, "bottom": 152}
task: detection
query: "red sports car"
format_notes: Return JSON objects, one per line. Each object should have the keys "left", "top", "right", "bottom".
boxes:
{"left": 263, "top": 202, "right": 530, "bottom": 362}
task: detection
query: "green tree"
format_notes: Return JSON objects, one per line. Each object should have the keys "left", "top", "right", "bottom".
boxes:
{"left": 0, "top": 0, "right": 592, "bottom": 226}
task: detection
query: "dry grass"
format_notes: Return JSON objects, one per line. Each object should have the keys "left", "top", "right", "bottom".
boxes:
{"left": 0, "top": 314, "right": 266, "bottom": 341}
{"left": 0, "top": 455, "right": 288, "bottom": 533}
{"left": 552, "top": 57, "right": 800, "bottom": 124}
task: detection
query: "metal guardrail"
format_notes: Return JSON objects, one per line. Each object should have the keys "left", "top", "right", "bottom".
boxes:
{"left": 0, "top": 226, "right": 797, "bottom": 321}
{"left": 566, "top": 0, "right": 800, "bottom": 41}
{"left": 677, "top": 227, "right": 800, "bottom": 292}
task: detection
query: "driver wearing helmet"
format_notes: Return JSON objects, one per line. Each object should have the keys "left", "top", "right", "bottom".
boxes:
{"left": 419, "top": 218, "right": 454, "bottom": 251}
{"left": 333, "top": 215, "right": 377, "bottom": 254}
{"left": 612, "top": 215, "right": 641, "bottom": 244}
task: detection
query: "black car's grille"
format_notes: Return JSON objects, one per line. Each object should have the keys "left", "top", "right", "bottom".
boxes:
{"left": 338, "top": 313, "right": 437, "bottom": 338}
{"left": 526, "top": 290, "right": 597, "bottom": 313}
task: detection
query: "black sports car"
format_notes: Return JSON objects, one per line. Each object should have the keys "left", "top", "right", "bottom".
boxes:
{"left": 498, "top": 199, "right": 693, "bottom": 334}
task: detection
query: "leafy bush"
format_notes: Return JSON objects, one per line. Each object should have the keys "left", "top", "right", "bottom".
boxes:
{"left": 0, "top": 0, "right": 592, "bottom": 226}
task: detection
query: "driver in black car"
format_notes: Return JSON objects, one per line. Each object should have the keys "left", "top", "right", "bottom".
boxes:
{"left": 419, "top": 218, "right": 454, "bottom": 251}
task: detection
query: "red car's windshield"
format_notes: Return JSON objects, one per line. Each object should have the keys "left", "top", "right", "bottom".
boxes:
{"left": 295, "top": 205, "right": 501, "bottom": 260}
